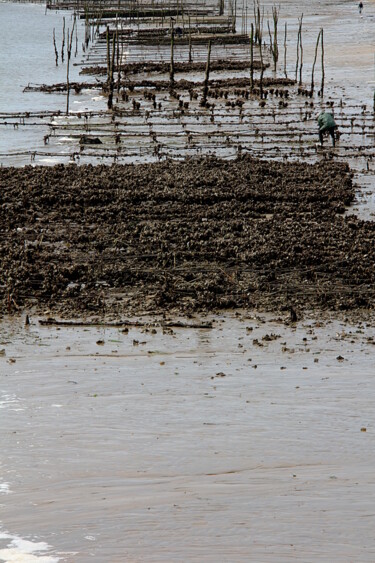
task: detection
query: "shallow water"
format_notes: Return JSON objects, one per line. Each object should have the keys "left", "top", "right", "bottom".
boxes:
{"left": 1, "top": 312, "right": 375, "bottom": 561}
{"left": 0, "top": 1, "right": 106, "bottom": 165}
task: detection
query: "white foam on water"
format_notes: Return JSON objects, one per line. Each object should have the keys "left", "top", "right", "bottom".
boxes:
{"left": 0, "top": 483, "right": 11, "bottom": 495}
{"left": 36, "top": 159, "right": 61, "bottom": 165}
{"left": 0, "top": 394, "right": 19, "bottom": 411}
{"left": 0, "top": 534, "right": 59, "bottom": 563}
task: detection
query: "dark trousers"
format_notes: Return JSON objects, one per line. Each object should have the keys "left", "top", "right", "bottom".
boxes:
{"left": 319, "top": 127, "right": 336, "bottom": 147}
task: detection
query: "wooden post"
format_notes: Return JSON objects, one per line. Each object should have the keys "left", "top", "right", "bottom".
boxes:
{"left": 66, "top": 19, "right": 75, "bottom": 115}
{"left": 108, "top": 31, "right": 116, "bottom": 109}
{"left": 118, "top": 21, "right": 124, "bottom": 95}
{"left": 250, "top": 23, "right": 254, "bottom": 91}
{"left": 321, "top": 28, "right": 325, "bottom": 96}
{"left": 298, "top": 15, "right": 303, "bottom": 86}
{"left": 272, "top": 6, "right": 279, "bottom": 73}
{"left": 283, "top": 22, "right": 287, "bottom": 78}
{"left": 53, "top": 28, "right": 59, "bottom": 66}
{"left": 202, "top": 40, "right": 212, "bottom": 105}
{"left": 295, "top": 16, "right": 301, "bottom": 82}
{"left": 170, "top": 20, "right": 175, "bottom": 91}
{"left": 106, "top": 26, "right": 110, "bottom": 83}
{"left": 75, "top": 17, "right": 78, "bottom": 58}
{"left": 61, "top": 16, "right": 65, "bottom": 63}
{"left": 254, "top": 1, "right": 262, "bottom": 45}
{"left": 188, "top": 15, "right": 192, "bottom": 63}
{"left": 259, "top": 36, "right": 264, "bottom": 99}
{"left": 310, "top": 29, "right": 322, "bottom": 93}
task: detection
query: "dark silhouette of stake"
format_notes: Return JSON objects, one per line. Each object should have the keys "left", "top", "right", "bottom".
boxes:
{"left": 61, "top": 17, "right": 65, "bottom": 63}
{"left": 106, "top": 26, "right": 110, "bottom": 80}
{"left": 284, "top": 22, "right": 287, "bottom": 78}
{"left": 188, "top": 16, "right": 192, "bottom": 63}
{"left": 170, "top": 20, "right": 175, "bottom": 91}
{"left": 259, "top": 36, "right": 264, "bottom": 99}
{"left": 311, "top": 29, "right": 322, "bottom": 93}
{"left": 202, "top": 40, "right": 212, "bottom": 105}
{"left": 267, "top": 5, "right": 279, "bottom": 73}
{"left": 66, "top": 18, "right": 76, "bottom": 115}
{"left": 298, "top": 15, "right": 303, "bottom": 85}
{"left": 250, "top": 23, "right": 254, "bottom": 91}
{"left": 53, "top": 28, "right": 59, "bottom": 66}
{"left": 108, "top": 31, "right": 116, "bottom": 110}
{"left": 321, "top": 28, "right": 325, "bottom": 96}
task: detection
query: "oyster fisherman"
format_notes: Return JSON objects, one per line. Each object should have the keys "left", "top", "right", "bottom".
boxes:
{"left": 317, "top": 111, "right": 337, "bottom": 147}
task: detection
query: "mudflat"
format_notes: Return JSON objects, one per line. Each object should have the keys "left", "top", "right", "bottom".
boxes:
{"left": 2, "top": 157, "right": 373, "bottom": 318}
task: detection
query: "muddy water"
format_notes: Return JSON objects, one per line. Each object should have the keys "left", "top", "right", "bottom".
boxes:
{"left": 1, "top": 313, "right": 375, "bottom": 561}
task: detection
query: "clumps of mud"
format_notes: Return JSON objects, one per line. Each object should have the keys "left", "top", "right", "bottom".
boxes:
{"left": 81, "top": 59, "right": 264, "bottom": 77}
{"left": 0, "top": 156, "right": 373, "bottom": 317}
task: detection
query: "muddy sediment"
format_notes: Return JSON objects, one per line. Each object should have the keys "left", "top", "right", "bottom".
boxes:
{"left": 2, "top": 156, "right": 375, "bottom": 317}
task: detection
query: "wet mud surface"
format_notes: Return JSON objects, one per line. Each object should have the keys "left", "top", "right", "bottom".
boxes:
{"left": 1, "top": 312, "right": 375, "bottom": 562}
{"left": 1, "top": 156, "right": 374, "bottom": 317}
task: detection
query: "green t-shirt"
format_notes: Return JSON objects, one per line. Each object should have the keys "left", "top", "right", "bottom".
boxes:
{"left": 318, "top": 112, "right": 336, "bottom": 131}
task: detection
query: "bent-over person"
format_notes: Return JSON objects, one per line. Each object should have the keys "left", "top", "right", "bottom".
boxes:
{"left": 317, "top": 111, "right": 337, "bottom": 147}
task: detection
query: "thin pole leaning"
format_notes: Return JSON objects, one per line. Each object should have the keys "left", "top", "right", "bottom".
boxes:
{"left": 202, "top": 40, "right": 212, "bottom": 105}
{"left": 250, "top": 22, "right": 254, "bottom": 91}
{"left": 321, "top": 28, "right": 325, "bottom": 96}
{"left": 310, "top": 28, "right": 322, "bottom": 94}
{"left": 298, "top": 15, "right": 303, "bottom": 86}
{"left": 283, "top": 22, "right": 287, "bottom": 78}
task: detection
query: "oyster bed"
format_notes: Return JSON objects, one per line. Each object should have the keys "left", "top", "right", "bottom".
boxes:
{"left": 2, "top": 156, "right": 374, "bottom": 317}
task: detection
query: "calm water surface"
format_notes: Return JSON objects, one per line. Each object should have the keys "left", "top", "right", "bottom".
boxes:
{"left": 0, "top": 1, "right": 105, "bottom": 164}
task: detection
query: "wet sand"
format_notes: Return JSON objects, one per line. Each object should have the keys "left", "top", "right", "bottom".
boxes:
{"left": 1, "top": 313, "right": 375, "bottom": 561}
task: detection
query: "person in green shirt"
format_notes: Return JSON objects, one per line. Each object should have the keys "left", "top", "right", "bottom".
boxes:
{"left": 317, "top": 111, "right": 337, "bottom": 147}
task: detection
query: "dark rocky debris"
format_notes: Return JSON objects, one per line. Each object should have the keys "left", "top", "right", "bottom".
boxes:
{"left": 0, "top": 156, "right": 374, "bottom": 317}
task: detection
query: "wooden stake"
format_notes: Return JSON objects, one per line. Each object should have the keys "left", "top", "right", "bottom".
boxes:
{"left": 310, "top": 29, "right": 322, "bottom": 93}
{"left": 284, "top": 22, "right": 287, "bottom": 78}
{"left": 61, "top": 16, "right": 65, "bottom": 63}
{"left": 250, "top": 23, "right": 254, "bottom": 91}
{"left": 188, "top": 15, "right": 192, "bottom": 63}
{"left": 66, "top": 19, "right": 76, "bottom": 115}
{"left": 298, "top": 15, "right": 303, "bottom": 86}
{"left": 202, "top": 40, "right": 212, "bottom": 105}
{"left": 259, "top": 36, "right": 264, "bottom": 99}
{"left": 53, "top": 28, "right": 59, "bottom": 66}
{"left": 321, "top": 28, "right": 325, "bottom": 96}
{"left": 170, "top": 20, "right": 175, "bottom": 91}
{"left": 106, "top": 26, "right": 110, "bottom": 82}
{"left": 108, "top": 31, "right": 116, "bottom": 109}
